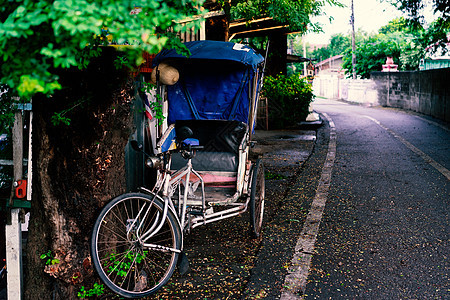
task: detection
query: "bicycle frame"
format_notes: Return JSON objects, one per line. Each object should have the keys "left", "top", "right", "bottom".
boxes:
{"left": 163, "top": 154, "right": 205, "bottom": 230}
{"left": 138, "top": 148, "right": 252, "bottom": 239}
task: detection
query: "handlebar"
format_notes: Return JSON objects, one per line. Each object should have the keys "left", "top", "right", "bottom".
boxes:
{"left": 178, "top": 138, "right": 202, "bottom": 152}
{"left": 145, "top": 141, "right": 203, "bottom": 169}
{"left": 134, "top": 136, "right": 204, "bottom": 169}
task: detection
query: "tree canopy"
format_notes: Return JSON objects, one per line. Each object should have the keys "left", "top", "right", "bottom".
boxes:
{"left": 219, "top": 0, "right": 343, "bottom": 33}
{"left": 342, "top": 33, "right": 403, "bottom": 78}
{"left": 0, "top": 0, "right": 204, "bottom": 99}
{"left": 310, "top": 33, "right": 353, "bottom": 61}
{"left": 379, "top": 17, "right": 413, "bottom": 35}
{"left": 0, "top": 0, "right": 346, "bottom": 102}
{"left": 389, "top": 0, "right": 449, "bottom": 21}
{"left": 339, "top": 15, "right": 450, "bottom": 78}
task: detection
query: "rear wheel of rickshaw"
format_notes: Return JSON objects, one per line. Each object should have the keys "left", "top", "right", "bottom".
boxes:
{"left": 249, "top": 159, "right": 265, "bottom": 238}
{"left": 91, "top": 192, "right": 182, "bottom": 298}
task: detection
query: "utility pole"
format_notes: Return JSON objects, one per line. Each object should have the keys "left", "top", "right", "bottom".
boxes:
{"left": 351, "top": 0, "right": 356, "bottom": 79}
{"left": 303, "top": 37, "right": 307, "bottom": 77}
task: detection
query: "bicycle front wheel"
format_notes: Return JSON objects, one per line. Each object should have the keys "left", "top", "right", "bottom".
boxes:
{"left": 91, "top": 192, "right": 182, "bottom": 298}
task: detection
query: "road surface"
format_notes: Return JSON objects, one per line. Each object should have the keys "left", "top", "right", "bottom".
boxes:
{"left": 302, "top": 98, "right": 449, "bottom": 299}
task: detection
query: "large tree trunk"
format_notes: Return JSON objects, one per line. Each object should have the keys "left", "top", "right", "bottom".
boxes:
{"left": 266, "top": 33, "right": 287, "bottom": 76}
{"left": 24, "top": 49, "right": 135, "bottom": 299}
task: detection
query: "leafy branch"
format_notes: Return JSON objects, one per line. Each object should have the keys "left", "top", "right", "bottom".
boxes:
{"left": 0, "top": 0, "right": 205, "bottom": 99}
{"left": 141, "top": 82, "right": 166, "bottom": 126}
{"left": 40, "top": 250, "right": 60, "bottom": 266}
{"left": 50, "top": 98, "right": 87, "bottom": 126}
{"left": 77, "top": 283, "right": 105, "bottom": 299}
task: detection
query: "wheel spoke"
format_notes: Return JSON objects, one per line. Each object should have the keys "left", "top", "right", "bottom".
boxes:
{"left": 91, "top": 193, "right": 181, "bottom": 298}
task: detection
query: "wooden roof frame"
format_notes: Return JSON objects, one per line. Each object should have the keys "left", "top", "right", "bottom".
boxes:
{"left": 228, "top": 17, "right": 291, "bottom": 40}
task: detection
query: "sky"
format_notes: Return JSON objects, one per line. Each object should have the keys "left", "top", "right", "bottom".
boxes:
{"left": 305, "top": 0, "right": 435, "bottom": 45}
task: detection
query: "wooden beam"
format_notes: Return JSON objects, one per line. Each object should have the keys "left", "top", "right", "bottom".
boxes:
{"left": 228, "top": 16, "right": 300, "bottom": 40}
{"left": 286, "top": 54, "right": 312, "bottom": 63}
{"left": 229, "top": 25, "right": 289, "bottom": 40}
{"left": 229, "top": 17, "right": 274, "bottom": 28}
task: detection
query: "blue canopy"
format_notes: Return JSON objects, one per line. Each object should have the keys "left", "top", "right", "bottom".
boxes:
{"left": 152, "top": 41, "right": 264, "bottom": 125}
{"left": 152, "top": 40, "right": 264, "bottom": 70}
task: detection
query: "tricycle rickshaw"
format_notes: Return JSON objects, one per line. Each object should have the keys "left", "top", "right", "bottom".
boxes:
{"left": 90, "top": 40, "right": 266, "bottom": 298}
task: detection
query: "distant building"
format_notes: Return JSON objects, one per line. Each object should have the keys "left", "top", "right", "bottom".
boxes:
{"left": 419, "top": 56, "right": 450, "bottom": 70}
{"left": 314, "top": 55, "right": 344, "bottom": 77}
{"left": 419, "top": 33, "right": 450, "bottom": 70}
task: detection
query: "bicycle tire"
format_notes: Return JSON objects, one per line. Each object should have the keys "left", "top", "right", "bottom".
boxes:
{"left": 91, "top": 192, "right": 182, "bottom": 298}
{"left": 249, "top": 159, "right": 265, "bottom": 238}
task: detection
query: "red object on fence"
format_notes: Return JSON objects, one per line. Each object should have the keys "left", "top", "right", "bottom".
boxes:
{"left": 15, "top": 180, "right": 27, "bottom": 199}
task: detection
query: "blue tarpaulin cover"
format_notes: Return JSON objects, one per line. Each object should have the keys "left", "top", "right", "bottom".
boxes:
{"left": 152, "top": 41, "right": 264, "bottom": 70}
{"left": 152, "top": 41, "right": 264, "bottom": 124}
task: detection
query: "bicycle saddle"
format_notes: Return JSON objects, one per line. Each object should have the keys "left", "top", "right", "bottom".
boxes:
{"left": 176, "top": 126, "right": 193, "bottom": 142}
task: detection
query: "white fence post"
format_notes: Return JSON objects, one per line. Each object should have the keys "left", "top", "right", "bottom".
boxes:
{"left": 5, "top": 110, "right": 24, "bottom": 300}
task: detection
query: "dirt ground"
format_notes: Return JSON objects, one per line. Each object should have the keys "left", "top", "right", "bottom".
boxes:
{"left": 147, "top": 129, "right": 318, "bottom": 300}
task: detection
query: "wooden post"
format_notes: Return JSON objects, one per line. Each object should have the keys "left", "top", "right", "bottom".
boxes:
{"left": 27, "top": 110, "right": 33, "bottom": 201}
{"left": 5, "top": 111, "right": 24, "bottom": 299}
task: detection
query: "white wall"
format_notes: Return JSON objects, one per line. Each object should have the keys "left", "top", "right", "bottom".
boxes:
{"left": 313, "top": 75, "right": 379, "bottom": 105}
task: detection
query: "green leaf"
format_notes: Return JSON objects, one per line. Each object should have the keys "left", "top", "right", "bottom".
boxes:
{"left": 0, "top": 0, "right": 205, "bottom": 100}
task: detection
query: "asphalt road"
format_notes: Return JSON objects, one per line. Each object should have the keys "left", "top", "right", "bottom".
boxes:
{"left": 303, "top": 98, "right": 449, "bottom": 299}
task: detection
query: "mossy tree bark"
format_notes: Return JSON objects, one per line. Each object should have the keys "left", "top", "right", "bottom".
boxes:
{"left": 24, "top": 49, "right": 136, "bottom": 299}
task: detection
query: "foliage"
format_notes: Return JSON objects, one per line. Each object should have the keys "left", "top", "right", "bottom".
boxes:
{"left": 262, "top": 74, "right": 314, "bottom": 129}
{"left": 106, "top": 250, "right": 148, "bottom": 278}
{"left": 387, "top": 0, "right": 449, "bottom": 58}
{"left": 0, "top": 0, "right": 204, "bottom": 100}
{"left": 77, "top": 283, "right": 105, "bottom": 299}
{"left": 218, "top": 0, "right": 343, "bottom": 34}
{"left": 415, "top": 18, "right": 450, "bottom": 56}
{"left": 379, "top": 17, "right": 414, "bottom": 35}
{"left": 265, "top": 170, "right": 287, "bottom": 180}
{"left": 0, "top": 87, "right": 13, "bottom": 190}
{"left": 309, "top": 31, "right": 372, "bottom": 64}
{"left": 0, "top": 86, "right": 16, "bottom": 135}
{"left": 327, "top": 33, "right": 352, "bottom": 56}
{"left": 50, "top": 98, "right": 87, "bottom": 126}
{"left": 141, "top": 82, "right": 166, "bottom": 126}
{"left": 342, "top": 33, "right": 403, "bottom": 78}
{"left": 310, "top": 33, "right": 352, "bottom": 62}
{"left": 311, "top": 46, "right": 331, "bottom": 61}
{"left": 286, "top": 32, "right": 351, "bottom": 76}
{"left": 340, "top": 16, "right": 449, "bottom": 77}
{"left": 399, "top": 39, "right": 424, "bottom": 70}
{"left": 388, "top": 0, "right": 449, "bottom": 21}
{"left": 40, "top": 250, "right": 60, "bottom": 266}
{"left": 147, "top": 101, "right": 165, "bottom": 126}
